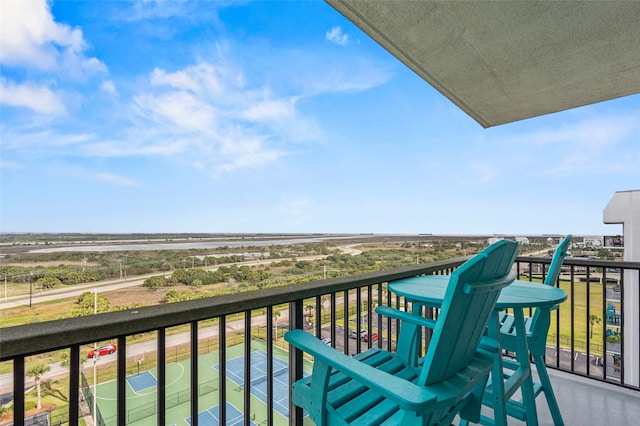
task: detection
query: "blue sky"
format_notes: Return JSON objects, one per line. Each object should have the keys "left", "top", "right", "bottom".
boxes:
{"left": 1, "top": 0, "right": 638, "bottom": 235}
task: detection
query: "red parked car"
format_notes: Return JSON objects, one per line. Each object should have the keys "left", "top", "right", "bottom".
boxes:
{"left": 361, "top": 332, "right": 378, "bottom": 342}
{"left": 88, "top": 344, "right": 117, "bottom": 358}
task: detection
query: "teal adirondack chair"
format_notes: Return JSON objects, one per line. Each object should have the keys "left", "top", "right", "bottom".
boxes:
{"left": 496, "top": 234, "right": 571, "bottom": 425}
{"left": 606, "top": 302, "right": 620, "bottom": 325}
{"left": 285, "top": 240, "right": 518, "bottom": 426}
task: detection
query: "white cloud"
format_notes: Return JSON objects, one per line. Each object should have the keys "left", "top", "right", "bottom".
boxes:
{"left": 315, "top": 71, "right": 388, "bottom": 94}
{"left": 326, "top": 26, "right": 348, "bottom": 46}
{"left": 135, "top": 91, "right": 219, "bottom": 134}
{"left": 522, "top": 115, "right": 639, "bottom": 176}
{"left": 0, "top": 0, "right": 106, "bottom": 76}
{"left": 0, "top": 78, "right": 66, "bottom": 115}
{"left": 241, "top": 97, "right": 297, "bottom": 122}
{"left": 531, "top": 117, "right": 634, "bottom": 147}
{"left": 0, "top": 127, "right": 95, "bottom": 154}
{"left": 278, "top": 194, "right": 315, "bottom": 226}
{"left": 1, "top": 56, "right": 310, "bottom": 174}
{"left": 150, "top": 63, "right": 228, "bottom": 95}
{"left": 100, "top": 80, "right": 118, "bottom": 96}
{"left": 134, "top": 60, "right": 318, "bottom": 174}
{"left": 151, "top": 68, "right": 200, "bottom": 92}
{"left": 130, "top": 0, "right": 195, "bottom": 21}
{"left": 79, "top": 135, "right": 189, "bottom": 158}
{"left": 0, "top": 158, "right": 22, "bottom": 170}
{"left": 91, "top": 172, "right": 139, "bottom": 187}
{"left": 62, "top": 165, "right": 140, "bottom": 187}
{"left": 217, "top": 136, "right": 283, "bottom": 174}
{"left": 470, "top": 162, "right": 496, "bottom": 184}
{"left": 299, "top": 54, "right": 392, "bottom": 95}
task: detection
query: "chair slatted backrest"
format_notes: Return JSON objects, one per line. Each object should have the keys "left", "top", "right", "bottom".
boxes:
{"left": 420, "top": 240, "right": 518, "bottom": 386}
{"left": 528, "top": 235, "right": 572, "bottom": 329}
{"left": 543, "top": 235, "right": 572, "bottom": 286}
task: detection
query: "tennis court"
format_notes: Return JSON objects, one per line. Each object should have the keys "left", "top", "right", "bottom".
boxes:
{"left": 186, "top": 401, "right": 255, "bottom": 426}
{"left": 88, "top": 343, "right": 305, "bottom": 425}
{"left": 215, "top": 350, "right": 303, "bottom": 418}
{"left": 127, "top": 371, "right": 158, "bottom": 392}
{"left": 91, "top": 355, "right": 214, "bottom": 425}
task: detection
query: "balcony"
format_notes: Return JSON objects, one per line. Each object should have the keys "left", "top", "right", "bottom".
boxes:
{"left": 1, "top": 256, "right": 639, "bottom": 425}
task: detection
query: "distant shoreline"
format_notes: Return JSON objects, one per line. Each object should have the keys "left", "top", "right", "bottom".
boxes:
{"left": 0, "top": 232, "right": 603, "bottom": 257}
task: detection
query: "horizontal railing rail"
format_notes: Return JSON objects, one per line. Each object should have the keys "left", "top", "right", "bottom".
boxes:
{"left": 1, "top": 255, "right": 638, "bottom": 426}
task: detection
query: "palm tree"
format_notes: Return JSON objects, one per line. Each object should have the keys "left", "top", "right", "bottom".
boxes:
{"left": 26, "top": 363, "right": 51, "bottom": 409}
{"left": 321, "top": 295, "right": 330, "bottom": 323}
{"left": 381, "top": 286, "right": 389, "bottom": 305}
{"left": 273, "top": 309, "right": 281, "bottom": 340}
{"left": 304, "top": 302, "right": 315, "bottom": 325}
{"left": 589, "top": 314, "right": 601, "bottom": 338}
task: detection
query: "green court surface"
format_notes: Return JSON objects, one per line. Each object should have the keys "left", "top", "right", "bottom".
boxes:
{"left": 89, "top": 340, "right": 313, "bottom": 426}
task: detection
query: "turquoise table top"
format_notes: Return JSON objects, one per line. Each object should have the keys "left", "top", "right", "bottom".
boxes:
{"left": 389, "top": 275, "right": 567, "bottom": 310}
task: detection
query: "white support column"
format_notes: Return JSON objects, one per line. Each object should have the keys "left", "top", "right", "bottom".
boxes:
{"left": 603, "top": 189, "right": 640, "bottom": 386}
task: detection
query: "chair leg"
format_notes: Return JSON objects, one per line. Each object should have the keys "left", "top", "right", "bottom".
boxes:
{"left": 533, "top": 355, "right": 564, "bottom": 426}
{"left": 512, "top": 310, "right": 538, "bottom": 426}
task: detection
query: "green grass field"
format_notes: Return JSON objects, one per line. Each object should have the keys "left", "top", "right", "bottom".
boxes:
{"left": 548, "top": 277, "right": 618, "bottom": 357}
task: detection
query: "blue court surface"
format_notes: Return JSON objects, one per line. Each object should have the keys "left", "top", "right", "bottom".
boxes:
{"left": 126, "top": 371, "right": 157, "bottom": 392}
{"left": 214, "top": 350, "right": 307, "bottom": 418}
{"left": 186, "top": 402, "right": 255, "bottom": 426}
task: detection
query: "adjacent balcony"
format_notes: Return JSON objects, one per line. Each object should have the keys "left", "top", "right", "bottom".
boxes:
{"left": 1, "top": 256, "right": 639, "bottom": 425}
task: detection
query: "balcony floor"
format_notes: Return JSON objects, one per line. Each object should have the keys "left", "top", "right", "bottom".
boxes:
{"left": 472, "top": 367, "right": 640, "bottom": 425}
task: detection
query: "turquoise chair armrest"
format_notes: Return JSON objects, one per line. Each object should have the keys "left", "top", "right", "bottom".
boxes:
{"left": 284, "top": 329, "right": 438, "bottom": 411}
{"left": 375, "top": 305, "right": 437, "bottom": 329}
{"left": 376, "top": 306, "right": 499, "bottom": 353}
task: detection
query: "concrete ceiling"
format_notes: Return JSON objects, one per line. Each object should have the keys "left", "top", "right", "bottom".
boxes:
{"left": 326, "top": 0, "right": 640, "bottom": 128}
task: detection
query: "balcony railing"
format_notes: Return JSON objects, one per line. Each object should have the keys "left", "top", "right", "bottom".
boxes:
{"left": 1, "top": 256, "right": 639, "bottom": 426}
{"left": 514, "top": 256, "right": 640, "bottom": 388}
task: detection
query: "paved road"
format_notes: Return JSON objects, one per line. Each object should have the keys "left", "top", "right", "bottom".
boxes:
{"left": 0, "top": 249, "right": 362, "bottom": 310}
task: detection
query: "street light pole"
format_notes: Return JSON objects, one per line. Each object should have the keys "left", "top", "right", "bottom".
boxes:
{"left": 29, "top": 271, "right": 33, "bottom": 307}
{"left": 93, "top": 288, "right": 98, "bottom": 425}
{"left": 93, "top": 355, "right": 98, "bottom": 425}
